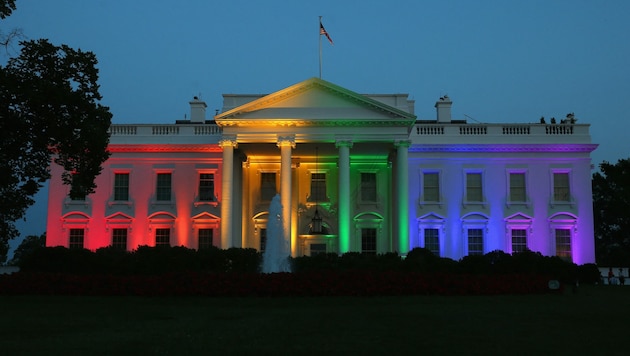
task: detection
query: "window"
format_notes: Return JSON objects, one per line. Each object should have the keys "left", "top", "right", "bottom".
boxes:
{"left": 424, "top": 228, "right": 440, "bottom": 256}
{"left": 199, "top": 173, "right": 215, "bottom": 201}
{"left": 511, "top": 229, "right": 527, "bottom": 253}
{"left": 466, "top": 173, "right": 483, "bottom": 202}
{"left": 361, "top": 172, "right": 377, "bottom": 202}
{"left": 555, "top": 229, "right": 572, "bottom": 261}
{"left": 423, "top": 172, "right": 440, "bottom": 202}
{"left": 310, "top": 172, "right": 327, "bottom": 202}
{"left": 310, "top": 243, "right": 327, "bottom": 256}
{"left": 155, "top": 228, "right": 170, "bottom": 246}
{"left": 259, "top": 228, "right": 267, "bottom": 252}
{"left": 112, "top": 228, "right": 127, "bottom": 250}
{"left": 156, "top": 173, "right": 172, "bottom": 201}
{"left": 509, "top": 173, "right": 526, "bottom": 202}
{"left": 361, "top": 228, "right": 377, "bottom": 255}
{"left": 467, "top": 228, "right": 484, "bottom": 256}
{"left": 261, "top": 173, "right": 277, "bottom": 202}
{"left": 198, "top": 228, "right": 214, "bottom": 249}
{"left": 114, "top": 173, "right": 129, "bottom": 201}
{"left": 553, "top": 172, "right": 570, "bottom": 202}
{"left": 69, "top": 229, "right": 84, "bottom": 249}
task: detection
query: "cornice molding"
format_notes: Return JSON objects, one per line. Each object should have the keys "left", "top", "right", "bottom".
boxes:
{"left": 217, "top": 119, "right": 416, "bottom": 127}
{"left": 108, "top": 144, "right": 222, "bottom": 153}
{"left": 409, "top": 144, "right": 599, "bottom": 153}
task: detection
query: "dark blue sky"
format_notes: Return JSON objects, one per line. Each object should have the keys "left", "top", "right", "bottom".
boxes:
{"left": 3, "top": 0, "right": 629, "bottom": 253}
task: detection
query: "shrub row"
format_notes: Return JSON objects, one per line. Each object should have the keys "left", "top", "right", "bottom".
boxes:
{"left": 0, "top": 271, "right": 556, "bottom": 297}
{"left": 19, "top": 245, "right": 261, "bottom": 275}
{"left": 17, "top": 246, "right": 600, "bottom": 284}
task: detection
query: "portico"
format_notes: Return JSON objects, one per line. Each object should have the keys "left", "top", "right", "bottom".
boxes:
{"left": 215, "top": 77, "right": 416, "bottom": 256}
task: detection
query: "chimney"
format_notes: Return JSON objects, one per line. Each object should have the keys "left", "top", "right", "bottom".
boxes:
{"left": 435, "top": 95, "right": 452, "bottom": 123}
{"left": 189, "top": 96, "right": 207, "bottom": 123}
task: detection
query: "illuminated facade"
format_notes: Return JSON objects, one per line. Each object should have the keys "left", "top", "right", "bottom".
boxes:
{"left": 46, "top": 78, "right": 598, "bottom": 263}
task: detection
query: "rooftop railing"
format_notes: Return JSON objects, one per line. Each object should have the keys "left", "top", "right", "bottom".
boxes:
{"left": 108, "top": 124, "right": 223, "bottom": 144}
{"left": 110, "top": 124, "right": 222, "bottom": 136}
{"left": 411, "top": 123, "right": 591, "bottom": 144}
{"left": 108, "top": 122, "right": 591, "bottom": 145}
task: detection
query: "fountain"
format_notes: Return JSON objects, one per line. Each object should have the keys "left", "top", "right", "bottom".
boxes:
{"left": 261, "top": 194, "right": 292, "bottom": 273}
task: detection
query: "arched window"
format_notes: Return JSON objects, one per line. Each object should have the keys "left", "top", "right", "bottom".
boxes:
{"left": 61, "top": 212, "right": 91, "bottom": 249}
{"left": 354, "top": 212, "right": 384, "bottom": 255}
{"left": 148, "top": 212, "right": 176, "bottom": 247}
{"left": 548, "top": 212, "right": 578, "bottom": 262}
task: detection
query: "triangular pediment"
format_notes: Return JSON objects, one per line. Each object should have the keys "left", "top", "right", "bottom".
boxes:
{"left": 504, "top": 213, "right": 533, "bottom": 222}
{"left": 417, "top": 212, "right": 446, "bottom": 222}
{"left": 215, "top": 77, "right": 416, "bottom": 127}
{"left": 192, "top": 212, "right": 220, "bottom": 221}
{"left": 105, "top": 212, "right": 134, "bottom": 221}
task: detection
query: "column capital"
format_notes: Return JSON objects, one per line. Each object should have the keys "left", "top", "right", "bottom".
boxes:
{"left": 335, "top": 140, "right": 353, "bottom": 148}
{"left": 277, "top": 135, "right": 296, "bottom": 148}
{"left": 394, "top": 140, "right": 411, "bottom": 148}
{"left": 219, "top": 136, "right": 238, "bottom": 148}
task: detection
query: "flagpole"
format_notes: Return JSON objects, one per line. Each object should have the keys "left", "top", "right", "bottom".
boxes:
{"left": 319, "top": 16, "right": 322, "bottom": 79}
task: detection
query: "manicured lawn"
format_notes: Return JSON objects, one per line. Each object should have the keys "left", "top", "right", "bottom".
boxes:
{"left": 1, "top": 285, "right": 628, "bottom": 355}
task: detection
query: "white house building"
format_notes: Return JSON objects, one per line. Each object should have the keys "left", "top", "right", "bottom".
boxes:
{"left": 46, "top": 77, "right": 598, "bottom": 264}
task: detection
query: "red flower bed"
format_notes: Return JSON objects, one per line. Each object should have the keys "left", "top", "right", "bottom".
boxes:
{"left": 0, "top": 271, "right": 558, "bottom": 297}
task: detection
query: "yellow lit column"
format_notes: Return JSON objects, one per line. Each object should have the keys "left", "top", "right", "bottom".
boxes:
{"left": 278, "top": 136, "right": 296, "bottom": 256}
{"left": 220, "top": 137, "right": 237, "bottom": 249}
{"left": 336, "top": 140, "right": 353, "bottom": 254}
{"left": 395, "top": 140, "right": 411, "bottom": 256}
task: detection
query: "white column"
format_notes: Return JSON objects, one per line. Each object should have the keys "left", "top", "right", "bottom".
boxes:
{"left": 336, "top": 140, "right": 352, "bottom": 253}
{"left": 220, "top": 138, "right": 237, "bottom": 249}
{"left": 278, "top": 136, "right": 295, "bottom": 256}
{"left": 395, "top": 140, "right": 411, "bottom": 256}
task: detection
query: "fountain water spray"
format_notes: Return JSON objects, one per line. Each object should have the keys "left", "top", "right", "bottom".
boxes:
{"left": 261, "top": 194, "right": 292, "bottom": 273}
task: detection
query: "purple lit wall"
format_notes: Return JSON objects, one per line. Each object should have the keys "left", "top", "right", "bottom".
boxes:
{"left": 408, "top": 143, "right": 596, "bottom": 264}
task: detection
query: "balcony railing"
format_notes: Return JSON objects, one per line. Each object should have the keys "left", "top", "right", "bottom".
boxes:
{"left": 107, "top": 122, "right": 591, "bottom": 145}
{"left": 109, "top": 124, "right": 223, "bottom": 144}
{"left": 110, "top": 124, "right": 222, "bottom": 136}
{"left": 412, "top": 123, "right": 591, "bottom": 144}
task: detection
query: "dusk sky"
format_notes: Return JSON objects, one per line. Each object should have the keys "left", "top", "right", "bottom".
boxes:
{"left": 2, "top": 0, "right": 629, "bottom": 254}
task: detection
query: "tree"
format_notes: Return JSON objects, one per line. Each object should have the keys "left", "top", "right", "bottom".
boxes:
{"left": 592, "top": 158, "right": 630, "bottom": 265}
{"left": 0, "top": 2, "right": 112, "bottom": 263}
{"left": 0, "top": 0, "right": 20, "bottom": 52}
{"left": 0, "top": 0, "right": 14, "bottom": 19}
{"left": 8, "top": 232, "right": 45, "bottom": 266}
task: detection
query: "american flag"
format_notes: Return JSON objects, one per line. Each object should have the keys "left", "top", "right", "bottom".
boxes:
{"left": 320, "top": 21, "right": 333, "bottom": 45}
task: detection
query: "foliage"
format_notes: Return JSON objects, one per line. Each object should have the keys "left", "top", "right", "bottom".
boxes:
{"left": 293, "top": 252, "right": 404, "bottom": 272}
{"left": 7, "top": 233, "right": 45, "bottom": 265}
{"left": 16, "top": 245, "right": 595, "bottom": 287}
{"left": 576, "top": 263, "right": 602, "bottom": 285}
{"left": 592, "top": 158, "right": 630, "bottom": 265}
{"left": 18, "top": 245, "right": 263, "bottom": 275}
{"left": 404, "top": 247, "right": 459, "bottom": 273}
{"left": 0, "top": 2, "right": 112, "bottom": 262}
{"left": 0, "top": 0, "right": 15, "bottom": 19}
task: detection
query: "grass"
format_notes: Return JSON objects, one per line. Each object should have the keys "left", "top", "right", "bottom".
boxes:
{"left": 1, "top": 285, "right": 629, "bottom": 355}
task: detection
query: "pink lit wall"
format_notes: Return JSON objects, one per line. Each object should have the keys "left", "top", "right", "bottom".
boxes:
{"left": 46, "top": 145, "right": 223, "bottom": 251}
